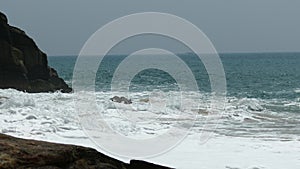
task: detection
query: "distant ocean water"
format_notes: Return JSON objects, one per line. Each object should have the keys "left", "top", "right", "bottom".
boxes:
{"left": 49, "top": 52, "right": 300, "bottom": 100}
{"left": 49, "top": 52, "right": 300, "bottom": 106}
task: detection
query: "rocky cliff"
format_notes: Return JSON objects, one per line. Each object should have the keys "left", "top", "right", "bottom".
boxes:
{"left": 0, "top": 134, "right": 172, "bottom": 169}
{"left": 0, "top": 11, "right": 72, "bottom": 93}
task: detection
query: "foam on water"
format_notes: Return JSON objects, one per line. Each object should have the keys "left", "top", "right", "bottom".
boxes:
{"left": 294, "top": 88, "right": 300, "bottom": 93}
{"left": 1, "top": 89, "right": 299, "bottom": 140}
{"left": 0, "top": 89, "right": 300, "bottom": 168}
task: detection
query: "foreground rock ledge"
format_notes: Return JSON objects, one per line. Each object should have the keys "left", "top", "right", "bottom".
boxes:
{"left": 0, "top": 11, "right": 72, "bottom": 93}
{"left": 0, "top": 134, "right": 172, "bottom": 169}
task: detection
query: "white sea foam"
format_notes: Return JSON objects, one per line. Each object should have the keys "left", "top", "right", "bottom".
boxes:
{"left": 0, "top": 89, "right": 299, "bottom": 168}
{"left": 294, "top": 88, "right": 300, "bottom": 93}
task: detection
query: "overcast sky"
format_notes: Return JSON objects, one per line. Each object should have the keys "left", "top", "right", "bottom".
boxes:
{"left": 1, "top": 0, "right": 300, "bottom": 56}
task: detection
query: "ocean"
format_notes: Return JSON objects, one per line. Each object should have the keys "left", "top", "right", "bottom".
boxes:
{"left": 1, "top": 52, "right": 300, "bottom": 168}
{"left": 49, "top": 52, "right": 300, "bottom": 99}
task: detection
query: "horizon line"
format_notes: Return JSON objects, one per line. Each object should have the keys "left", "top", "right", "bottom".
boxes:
{"left": 48, "top": 50, "right": 300, "bottom": 57}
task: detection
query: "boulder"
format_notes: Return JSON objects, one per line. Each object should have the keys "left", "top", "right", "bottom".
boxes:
{"left": 0, "top": 134, "right": 172, "bottom": 169}
{"left": 110, "top": 96, "right": 132, "bottom": 104}
{"left": 0, "top": 11, "right": 72, "bottom": 93}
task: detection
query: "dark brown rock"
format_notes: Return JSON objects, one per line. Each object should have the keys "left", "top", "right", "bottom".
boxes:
{"left": 0, "top": 134, "right": 172, "bottom": 169}
{"left": 0, "top": 134, "right": 127, "bottom": 169}
{"left": 0, "top": 11, "right": 72, "bottom": 93}
{"left": 130, "top": 160, "right": 173, "bottom": 169}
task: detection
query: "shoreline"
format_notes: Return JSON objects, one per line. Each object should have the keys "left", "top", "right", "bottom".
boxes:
{"left": 0, "top": 133, "right": 172, "bottom": 169}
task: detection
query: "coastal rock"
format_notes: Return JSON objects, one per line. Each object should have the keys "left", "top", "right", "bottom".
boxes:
{"left": 130, "top": 160, "right": 172, "bottom": 169}
{"left": 0, "top": 11, "right": 71, "bottom": 93}
{"left": 110, "top": 96, "right": 132, "bottom": 104}
{"left": 0, "top": 134, "right": 172, "bottom": 169}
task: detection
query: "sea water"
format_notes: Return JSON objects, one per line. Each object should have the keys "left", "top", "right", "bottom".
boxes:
{"left": 0, "top": 52, "right": 300, "bottom": 169}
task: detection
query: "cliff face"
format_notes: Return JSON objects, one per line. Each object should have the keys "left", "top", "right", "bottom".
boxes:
{"left": 0, "top": 11, "right": 72, "bottom": 93}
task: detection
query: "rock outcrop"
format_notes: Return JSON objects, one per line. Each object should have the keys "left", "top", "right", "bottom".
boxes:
{"left": 0, "top": 134, "right": 172, "bottom": 169}
{"left": 0, "top": 11, "right": 72, "bottom": 93}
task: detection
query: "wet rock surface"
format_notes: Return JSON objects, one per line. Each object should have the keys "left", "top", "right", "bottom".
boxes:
{"left": 110, "top": 96, "right": 132, "bottom": 104}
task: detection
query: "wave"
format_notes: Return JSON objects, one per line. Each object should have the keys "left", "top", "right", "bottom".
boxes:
{"left": 0, "top": 89, "right": 299, "bottom": 142}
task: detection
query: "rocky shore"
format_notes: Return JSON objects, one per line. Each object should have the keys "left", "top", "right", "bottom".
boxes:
{"left": 0, "top": 134, "right": 171, "bottom": 169}
{"left": 0, "top": 11, "right": 71, "bottom": 93}
{"left": 0, "top": 12, "right": 172, "bottom": 169}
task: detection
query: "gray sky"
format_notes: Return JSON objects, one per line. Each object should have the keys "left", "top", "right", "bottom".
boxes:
{"left": 1, "top": 0, "right": 300, "bottom": 56}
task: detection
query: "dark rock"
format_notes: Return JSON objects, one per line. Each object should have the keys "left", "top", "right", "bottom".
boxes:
{"left": 110, "top": 96, "right": 132, "bottom": 104}
{"left": 0, "top": 134, "right": 172, "bottom": 169}
{"left": 130, "top": 160, "right": 172, "bottom": 169}
{"left": 0, "top": 11, "right": 72, "bottom": 93}
{"left": 25, "top": 115, "right": 37, "bottom": 120}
